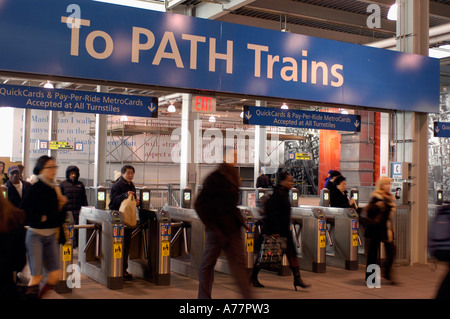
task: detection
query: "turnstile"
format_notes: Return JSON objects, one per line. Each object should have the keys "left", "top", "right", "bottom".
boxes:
{"left": 214, "top": 208, "right": 257, "bottom": 274}
{"left": 291, "top": 207, "right": 327, "bottom": 273}
{"left": 79, "top": 207, "right": 124, "bottom": 290}
{"left": 317, "top": 206, "right": 360, "bottom": 270}
{"left": 55, "top": 211, "right": 75, "bottom": 294}
{"left": 164, "top": 206, "right": 205, "bottom": 279}
{"left": 165, "top": 205, "right": 257, "bottom": 279}
{"left": 127, "top": 209, "right": 171, "bottom": 285}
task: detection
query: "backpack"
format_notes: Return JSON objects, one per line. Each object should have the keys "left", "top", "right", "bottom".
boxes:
{"left": 428, "top": 204, "right": 450, "bottom": 262}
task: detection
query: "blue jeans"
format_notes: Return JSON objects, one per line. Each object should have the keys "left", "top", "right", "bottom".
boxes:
{"left": 26, "top": 230, "right": 59, "bottom": 276}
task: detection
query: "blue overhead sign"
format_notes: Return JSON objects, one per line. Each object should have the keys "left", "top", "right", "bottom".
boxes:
{"left": 0, "top": 84, "right": 158, "bottom": 117}
{"left": 434, "top": 122, "right": 450, "bottom": 138}
{"left": 243, "top": 106, "right": 361, "bottom": 132}
{"left": 0, "top": 0, "right": 440, "bottom": 113}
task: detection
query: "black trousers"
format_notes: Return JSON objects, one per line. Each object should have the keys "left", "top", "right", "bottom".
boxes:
{"left": 198, "top": 229, "right": 253, "bottom": 299}
{"left": 365, "top": 237, "right": 395, "bottom": 279}
{"left": 123, "top": 227, "right": 132, "bottom": 272}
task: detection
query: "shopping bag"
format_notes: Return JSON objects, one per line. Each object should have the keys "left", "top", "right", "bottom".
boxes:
{"left": 119, "top": 193, "right": 137, "bottom": 227}
{"left": 257, "top": 235, "right": 287, "bottom": 269}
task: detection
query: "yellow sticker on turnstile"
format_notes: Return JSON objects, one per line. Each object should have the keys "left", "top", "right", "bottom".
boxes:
{"left": 246, "top": 238, "right": 254, "bottom": 252}
{"left": 114, "top": 242, "right": 122, "bottom": 259}
{"left": 161, "top": 240, "right": 170, "bottom": 257}
{"left": 352, "top": 233, "right": 359, "bottom": 247}
{"left": 62, "top": 244, "right": 72, "bottom": 262}
{"left": 320, "top": 235, "right": 326, "bottom": 248}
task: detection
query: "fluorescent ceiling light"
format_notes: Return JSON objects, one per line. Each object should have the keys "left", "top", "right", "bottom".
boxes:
{"left": 44, "top": 81, "right": 54, "bottom": 89}
{"left": 429, "top": 45, "right": 450, "bottom": 59}
{"left": 94, "top": 0, "right": 165, "bottom": 11}
{"left": 167, "top": 103, "right": 176, "bottom": 113}
{"left": 209, "top": 116, "right": 216, "bottom": 123}
{"left": 387, "top": 3, "right": 398, "bottom": 21}
{"left": 281, "top": 103, "right": 289, "bottom": 109}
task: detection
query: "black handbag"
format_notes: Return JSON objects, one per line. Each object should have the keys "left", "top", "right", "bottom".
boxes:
{"left": 257, "top": 235, "right": 287, "bottom": 268}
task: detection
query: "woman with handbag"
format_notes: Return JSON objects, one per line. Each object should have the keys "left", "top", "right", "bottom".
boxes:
{"left": 364, "top": 177, "right": 397, "bottom": 284}
{"left": 109, "top": 165, "right": 139, "bottom": 280}
{"left": 251, "top": 171, "right": 310, "bottom": 290}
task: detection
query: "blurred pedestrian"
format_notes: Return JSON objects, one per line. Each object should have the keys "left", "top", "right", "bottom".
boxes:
{"left": 0, "top": 192, "right": 26, "bottom": 299}
{"left": 109, "top": 165, "right": 139, "bottom": 280}
{"left": 195, "top": 147, "right": 253, "bottom": 299}
{"left": 59, "top": 166, "right": 88, "bottom": 249}
{"left": 251, "top": 171, "right": 310, "bottom": 291}
{"left": 20, "top": 155, "right": 68, "bottom": 298}
{"left": 6, "top": 165, "right": 31, "bottom": 208}
{"left": 17, "top": 164, "right": 25, "bottom": 180}
{"left": 0, "top": 161, "right": 8, "bottom": 184}
{"left": 364, "top": 177, "right": 396, "bottom": 284}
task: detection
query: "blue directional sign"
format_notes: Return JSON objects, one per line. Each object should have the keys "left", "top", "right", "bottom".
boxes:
{"left": 434, "top": 122, "right": 450, "bottom": 138}
{"left": 243, "top": 106, "right": 361, "bottom": 132}
{"left": 0, "top": 84, "right": 158, "bottom": 118}
{"left": 0, "top": 0, "right": 440, "bottom": 113}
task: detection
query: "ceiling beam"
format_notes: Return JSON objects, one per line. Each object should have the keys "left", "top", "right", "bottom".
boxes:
{"left": 195, "top": 0, "right": 257, "bottom": 20}
{"left": 219, "top": 14, "right": 379, "bottom": 44}
{"left": 430, "top": 2, "right": 450, "bottom": 20}
{"left": 357, "top": 0, "right": 450, "bottom": 20}
{"left": 244, "top": 0, "right": 396, "bottom": 35}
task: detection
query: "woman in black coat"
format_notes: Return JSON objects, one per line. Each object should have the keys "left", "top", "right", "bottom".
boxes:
{"left": 251, "top": 171, "right": 310, "bottom": 290}
{"left": 364, "top": 177, "right": 396, "bottom": 284}
{"left": 330, "top": 175, "right": 357, "bottom": 209}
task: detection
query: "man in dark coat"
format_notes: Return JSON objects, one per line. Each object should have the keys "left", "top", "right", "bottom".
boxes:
{"left": 109, "top": 165, "right": 139, "bottom": 280}
{"left": 59, "top": 166, "right": 88, "bottom": 248}
{"left": 6, "top": 165, "right": 31, "bottom": 208}
{"left": 195, "top": 149, "right": 253, "bottom": 299}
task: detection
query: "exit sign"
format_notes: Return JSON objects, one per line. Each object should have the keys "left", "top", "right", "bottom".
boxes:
{"left": 192, "top": 95, "right": 216, "bottom": 113}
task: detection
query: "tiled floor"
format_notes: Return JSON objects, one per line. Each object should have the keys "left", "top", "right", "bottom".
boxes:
{"left": 41, "top": 261, "right": 447, "bottom": 300}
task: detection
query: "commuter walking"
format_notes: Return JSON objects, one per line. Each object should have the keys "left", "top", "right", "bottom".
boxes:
{"left": 6, "top": 165, "right": 31, "bottom": 208}
{"left": 59, "top": 166, "right": 88, "bottom": 249}
{"left": 21, "top": 156, "right": 68, "bottom": 298}
{"left": 251, "top": 171, "right": 310, "bottom": 290}
{"left": 364, "top": 177, "right": 396, "bottom": 284}
{"left": 0, "top": 161, "right": 8, "bottom": 184}
{"left": 329, "top": 175, "right": 357, "bottom": 210}
{"left": 195, "top": 148, "right": 253, "bottom": 299}
{"left": 109, "top": 165, "right": 139, "bottom": 280}
{"left": 0, "top": 192, "right": 26, "bottom": 299}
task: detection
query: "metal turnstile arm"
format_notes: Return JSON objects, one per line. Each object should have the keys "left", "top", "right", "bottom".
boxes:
{"left": 292, "top": 223, "right": 300, "bottom": 248}
{"left": 326, "top": 229, "right": 333, "bottom": 246}
{"left": 83, "top": 226, "right": 100, "bottom": 255}
{"left": 170, "top": 222, "right": 190, "bottom": 255}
